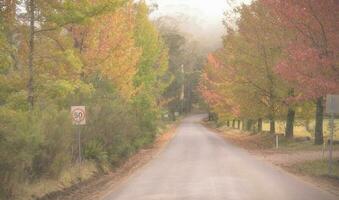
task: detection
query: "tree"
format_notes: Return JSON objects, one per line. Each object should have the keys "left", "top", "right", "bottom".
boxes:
{"left": 77, "top": 4, "right": 140, "bottom": 99}
{"left": 156, "top": 17, "right": 205, "bottom": 116}
{"left": 264, "top": 0, "right": 339, "bottom": 144}
{"left": 18, "top": 0, "right": 127, "bottom": 108}
{"left": 0, "top": 1, "right": 168, "bottom": 198}
{"left": 201, "top": 1, "right": 292, "bottom": 134}
{"left": 132, "top": 1, "right": 171, "bottom": 132}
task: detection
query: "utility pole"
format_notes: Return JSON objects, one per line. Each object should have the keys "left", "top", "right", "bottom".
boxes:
{"left": 180, "top": 64, "right": 185, "bottom": 113}
{"left": 28, "top": 0, "right": 35, "bottom": 109}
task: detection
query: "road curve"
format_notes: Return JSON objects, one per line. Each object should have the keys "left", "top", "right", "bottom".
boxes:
{"left": 103, "top": 115, "right": 337, "bottom": 200}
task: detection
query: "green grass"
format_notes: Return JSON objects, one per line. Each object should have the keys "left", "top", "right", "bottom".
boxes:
{"left": 290, "top": 159, "right": 339, "bottom": 179}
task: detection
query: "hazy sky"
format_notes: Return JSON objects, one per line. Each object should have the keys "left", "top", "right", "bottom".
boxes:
{"left": 146, "top": 0, "right": 251, "bottom": 50}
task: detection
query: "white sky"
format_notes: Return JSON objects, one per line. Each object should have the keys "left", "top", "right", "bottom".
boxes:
{"left": 146, "top": 0, "right": 251, "bottom": 50}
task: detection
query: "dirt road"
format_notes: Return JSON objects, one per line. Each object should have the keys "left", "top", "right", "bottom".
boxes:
{"left": 103, "top": 115, "right": 337, "bottom": 200}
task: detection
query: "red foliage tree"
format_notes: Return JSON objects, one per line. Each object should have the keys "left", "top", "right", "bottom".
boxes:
{"left": 263, "top": 0, "right": 339, "bottom": 144}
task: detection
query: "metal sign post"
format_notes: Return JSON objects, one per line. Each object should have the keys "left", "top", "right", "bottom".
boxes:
{"left": 78, "top": 127, "right": 81, "bottom": 164}
{"left": 325, "top": 95, "right": 339, "bottom": 175}
{"left": 328, "top": 112, "right": 335, "bottom": 175}
{"left": 71, "top": 106, "right": 86, "bottom": 166}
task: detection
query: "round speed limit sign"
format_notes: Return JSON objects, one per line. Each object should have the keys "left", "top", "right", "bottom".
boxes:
{"left": 71, "top": 106, "right": 86, "bottom": 125}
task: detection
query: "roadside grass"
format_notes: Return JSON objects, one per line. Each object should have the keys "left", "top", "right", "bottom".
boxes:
{"left": 20, "top": 162, "right": 98, "bottom": 200}
{"left": 19, "top": 119, "right": 180, "bottom": 200}
{"left": 262, "top": 119, "right": 339, "bottom": 140}
{"left": 279, "top": 138, "right": 326, "bottom": 150}
{"left": 288, "top": 159, "right": 339, "bottom": 180}
{"left": 221, "top": 130, "right": 339, "bottom": 152}
{"left": 204, "top": 119, "right": 339, "bottom": 152}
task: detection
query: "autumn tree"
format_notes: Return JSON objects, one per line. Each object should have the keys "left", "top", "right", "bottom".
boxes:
{"left": 75, "top": 4, "right": 139, "bottom": 99}
{"left": 132, "top": 1, "right": 171, "bottom": 133}
{"left": 263, "top": 0, "right": 339, "bottom": 144}
{"left": 201, "top": 1, "right": 293, "bottom": 134}
{"left": 16, "top": 0, "right": 127, "bottom": 108}
{"left": 0, "top": 1, "right": 177, "bottom": 198}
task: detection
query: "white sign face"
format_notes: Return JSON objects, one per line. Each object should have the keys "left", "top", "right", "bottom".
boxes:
{"left": 326, "top": 95, "right": 339, "bottom": 114}
{"left": 71, "top": 106, "right": 86, "bottom": 125}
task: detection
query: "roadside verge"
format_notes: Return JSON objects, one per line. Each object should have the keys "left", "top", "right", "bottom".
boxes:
{"left": 202, "top": 120, "right": 339, "bottom": 197}
{"left": 37, "top": 120, "right": 181, "bottom": 200}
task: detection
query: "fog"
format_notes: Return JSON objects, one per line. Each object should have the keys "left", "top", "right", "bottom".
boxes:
{"left": 146, "top": 0, "right": 251, "bottom": 51}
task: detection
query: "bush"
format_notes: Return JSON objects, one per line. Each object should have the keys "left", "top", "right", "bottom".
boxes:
{"left": 84, "top": 139, "right": 108, "bottom": 172}
{"left": 0, "top": 107, "right": 74, "bottom": 199}
{"left": 31, "top": 108, "right": 73, "bottom": 179}
{"left": 82, "top": 96, "right": 142, "bottom": 167}
{"left": 0, "top": 108, "right": 35, "bottom": 199}
{"left": 0, "top": 83, "right": 163, "bottom": 198}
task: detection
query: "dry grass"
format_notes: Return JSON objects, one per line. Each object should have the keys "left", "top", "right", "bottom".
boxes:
{"left": 289, "top": 160, "right": 339, "bottom": 178}
{"left": 19, "top": 162, "right": 98, "bottom": 200}
{"left": 261, "top": 119, "right": 339, "bottom": 140}
{"left": 286, "top": 159, "right": 339, "bottom": 196}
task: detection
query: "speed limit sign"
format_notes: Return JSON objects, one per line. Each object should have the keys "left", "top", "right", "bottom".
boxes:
{"left": 71, "top": 106, "right": 86, "bottom": 125}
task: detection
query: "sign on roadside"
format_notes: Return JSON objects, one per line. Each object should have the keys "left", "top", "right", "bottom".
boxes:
{"left": 325, "top": 95, "right": 338, "bottom": 175}
{"left": 71, "top": 106, "right": 86, "bottom": 125}
{"left": 325, "top": 95, "right": 339, "bottom": 114}
{"left": 71, "top": 106, "right": 86, "bottom": 168}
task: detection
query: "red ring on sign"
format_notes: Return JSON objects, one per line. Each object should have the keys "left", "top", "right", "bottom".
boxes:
{"left": 72, "top": 108, "right": 86, "bottom": 122}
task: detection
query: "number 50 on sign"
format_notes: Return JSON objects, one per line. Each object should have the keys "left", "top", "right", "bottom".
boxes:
{"left": 71, "top": 106, "right": 86, "bottom": 125}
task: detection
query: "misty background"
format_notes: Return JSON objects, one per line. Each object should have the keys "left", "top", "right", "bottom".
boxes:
{"left": 146, "top": 0, "right": 251, "bottom": 51}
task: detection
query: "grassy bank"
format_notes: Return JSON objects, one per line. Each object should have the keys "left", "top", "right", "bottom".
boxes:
{"left": 289, "top": 160, "right": 339, "bottom": 179}
{"left": 261, "top": 119, "right": 339, "bottom": 140}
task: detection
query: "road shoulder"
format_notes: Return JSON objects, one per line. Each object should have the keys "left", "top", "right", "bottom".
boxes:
{"left": 202, "top": 121, "right": 339, "bottom": 197}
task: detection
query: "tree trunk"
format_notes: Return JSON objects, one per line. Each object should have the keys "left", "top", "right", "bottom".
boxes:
{"left": 285, "top": 107, "right": 295, "bottom": 139}
{"left": 314, "top": 97, "right": 324, "bottom": 145}
{"left": 232, "top": 120, "right": 235, "bottom": 128}
{"left": 246, "top": 119, "right": 253, "bottom": 132}
{"left": 305, "top": 119, "right": 311, "bottom": 132}
{"left": 172, "top": 111, "right": 176, "bottom": 121}
{"left": 257, "top": 118, "right": 262, "bottom": 132}
{"left": 269, "top": 118, "right": 275, "bottom": 134}
{"left": 208, "top": 112, "right": 216, "bottom": 121}
{"left": 187, "top": 82, "right": 192, "bottom": 113}
{"left": 237, "top": 120, "right": 241, "bottom": 129}
{"left": 226, "top": 120, "right": 230, "bottom": 127}
{"left": 241, "top": 119, "right": 246, "bottom": 131}
{"left": 27, "top": 0, "right": 35, "bottom": 109}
